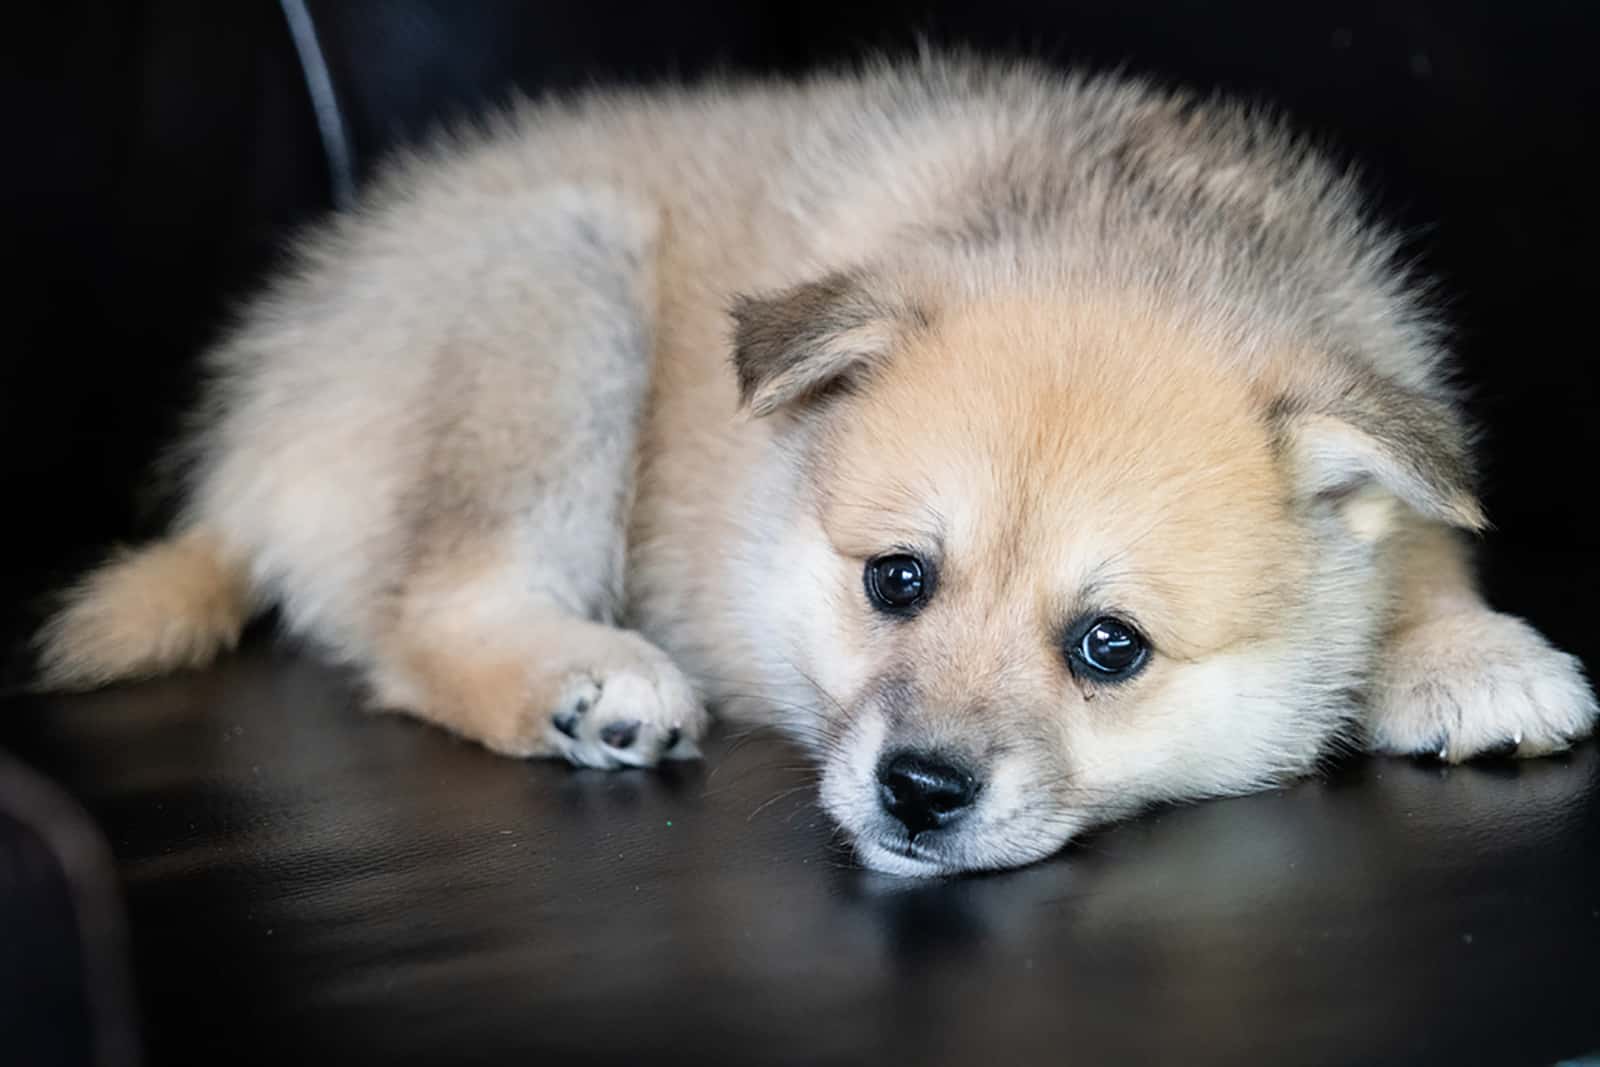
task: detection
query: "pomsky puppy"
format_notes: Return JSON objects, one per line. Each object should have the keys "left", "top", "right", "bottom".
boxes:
{"left": 36, "top": 53, "right": 1597, "bottom": 875}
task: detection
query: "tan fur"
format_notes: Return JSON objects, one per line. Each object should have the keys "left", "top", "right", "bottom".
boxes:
{"left": 368, "top": 542, "right": 705, "bottom": 764}
{"left": 37, "top": 529, "right": 250, "bottom": 689}
{"left": 35, "top": 53, "right": 1595, "bottom": 874}
{"left": 818, "top": 295, "right": 1305, "bottom": 661}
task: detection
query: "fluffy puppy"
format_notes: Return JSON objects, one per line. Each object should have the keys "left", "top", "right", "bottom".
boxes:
{"left": 36, "top": 54, "right": 1597, "bottom": 875}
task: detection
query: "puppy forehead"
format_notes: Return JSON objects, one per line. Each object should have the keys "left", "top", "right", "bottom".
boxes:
{"left": 827, "top": 293, "right": 1304, "bottom": 650}
{"left": 837, "top": 293, "right": 1281, "bottom": 528}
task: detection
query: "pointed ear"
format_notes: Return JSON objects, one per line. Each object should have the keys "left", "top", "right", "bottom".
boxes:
{"left": 730, "top": 271, "right": 912, "bottom": 417}
{"left": 1271, "top": 371, "right": 1486, "bottom": 532}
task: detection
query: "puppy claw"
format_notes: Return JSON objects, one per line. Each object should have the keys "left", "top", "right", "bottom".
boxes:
{"left": 1478, "top": 738, "right": 1520, "bottom": 760}
{"left": 661, "top": 729, "right": 702, "bottom": 762}
{"left": 1406, "top": 734, "right": 1449, "bottom": 763}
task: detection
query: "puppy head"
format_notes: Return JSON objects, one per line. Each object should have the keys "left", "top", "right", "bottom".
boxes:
{"left": 732, "top": 269, "right": 1480, "bottom": 875}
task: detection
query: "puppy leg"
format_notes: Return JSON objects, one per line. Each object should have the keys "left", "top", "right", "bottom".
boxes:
{"left": 373, "top": 555, "right": 705, "bottom": 767}
{"left": 363, "top": 185, "right": 706, "bottom": 767}
{"left": 1365, "top": 522, "right": 1597, "bottom": 761}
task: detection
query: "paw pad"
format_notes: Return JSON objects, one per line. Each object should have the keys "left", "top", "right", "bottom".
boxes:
{"left": 600, "top": 719, "right": 641, "bottom": 749}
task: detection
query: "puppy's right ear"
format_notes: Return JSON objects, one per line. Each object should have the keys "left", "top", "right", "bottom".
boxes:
{"left": 730, "top": 271, "right": 910, "bottom": 416}
{"left": 1270, "top": 368, "right": 1486, "bottom": 533}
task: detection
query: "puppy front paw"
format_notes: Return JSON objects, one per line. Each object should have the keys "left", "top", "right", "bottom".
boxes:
{"left": 1366, "top": 609, "right": 1598, "bottom": 763}
{"left": 542, "top": 646, "right": 706, "bottom": 769}
{"left": 373, "top": 621, "right": 708, "bottom": 769}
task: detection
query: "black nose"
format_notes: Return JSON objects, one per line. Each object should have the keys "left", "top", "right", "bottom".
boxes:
{"left": 876, "top": 751, "right": 981, "bottom": 837}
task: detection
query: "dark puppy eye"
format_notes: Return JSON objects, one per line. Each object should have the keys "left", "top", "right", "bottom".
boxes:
{"left": 865, "top": 554, "right": 931, "bottom": 614}
{"left": 1068, "top": 616, "right": 1149, "bottom": 681}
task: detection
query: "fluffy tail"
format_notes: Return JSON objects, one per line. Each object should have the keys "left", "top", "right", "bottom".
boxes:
{"left": 34, "top": 529, "right": 254, "bottom": 691}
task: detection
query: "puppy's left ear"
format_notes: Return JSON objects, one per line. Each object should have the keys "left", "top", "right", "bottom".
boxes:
{"left": 1272, "top": 369, "right": 1486, "bottom": 531}
{"left": 730, "top": 271, "right": 914, "bottom": 417}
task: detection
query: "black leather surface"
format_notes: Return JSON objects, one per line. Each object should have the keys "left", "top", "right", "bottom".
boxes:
{"left": 0, "top": 806, "right": 95, "bottom": 1066}
{"left": 0, "top": 751, "right": 140, "bottom": 1067}
{"left": 4, "top": 631, "right": 1599, "bottom": 1066}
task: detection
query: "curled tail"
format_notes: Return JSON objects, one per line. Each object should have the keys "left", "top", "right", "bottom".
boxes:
{"left": 34, "top": 529, "right": 254, "bottom": 690}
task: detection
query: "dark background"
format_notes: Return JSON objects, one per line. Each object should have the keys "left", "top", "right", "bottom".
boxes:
{"left": 2, "top": 1, "right": 1597, "bottom": 685}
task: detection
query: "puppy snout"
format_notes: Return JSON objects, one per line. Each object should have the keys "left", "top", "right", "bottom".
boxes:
{"left": 876, "top": 750, "right": 981, "bottom": 836}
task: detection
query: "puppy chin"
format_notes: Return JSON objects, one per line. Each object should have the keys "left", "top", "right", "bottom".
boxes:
{"left": 852, "top": 838, "right": 955, "bottom": 878}
{"left": 850, "top": 822, "right": 1076, "bottom": 877}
